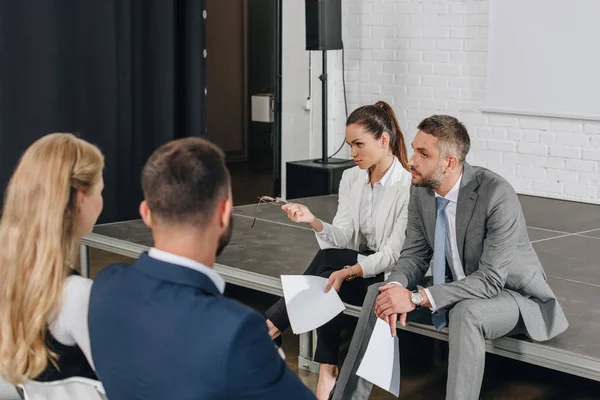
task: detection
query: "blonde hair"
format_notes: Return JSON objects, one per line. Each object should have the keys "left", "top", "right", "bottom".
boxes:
{"left": 0, "top": 133, "right": 104, "bottom": 384}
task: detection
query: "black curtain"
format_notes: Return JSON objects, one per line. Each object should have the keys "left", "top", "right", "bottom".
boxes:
{"left": 0, "top": 0, "right": 206, "bottom": 222}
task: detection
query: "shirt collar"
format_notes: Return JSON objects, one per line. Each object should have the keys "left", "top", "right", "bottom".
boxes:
{"left": 148, "top": 247, "right": 226, "bottom": 294}
{"left": 364, "top": 156, "right": 398, "bottom": 186}
{"left": 434, "top": 173, "right": 463, "bottom": 203}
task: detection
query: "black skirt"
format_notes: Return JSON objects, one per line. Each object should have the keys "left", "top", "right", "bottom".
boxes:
{"left": 265, "top": 248, "right": 384, "bottom": 364}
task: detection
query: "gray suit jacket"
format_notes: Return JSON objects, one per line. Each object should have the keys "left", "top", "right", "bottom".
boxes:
{"left": 388, "top": 163, "right": 568, "bottom": 341}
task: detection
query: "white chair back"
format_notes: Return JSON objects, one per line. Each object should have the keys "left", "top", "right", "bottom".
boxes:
{"left": 18, "top": 377, "right": 106, "bottom": 400}
{"left": 0, "top": 377, "right": 21, "bottom": 400}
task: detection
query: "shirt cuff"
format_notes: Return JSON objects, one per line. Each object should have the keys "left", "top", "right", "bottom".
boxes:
{"left": 388, "top": 281, "right": 402, "bottom": 286}
{"left": 314, "top": 221, "right": 334, "bottom": 242}
{"left": 356, "top": 254, "right": 376, "bottom": 278}
{"left": 423, "top": 288, "right": 438, "bottom": 313}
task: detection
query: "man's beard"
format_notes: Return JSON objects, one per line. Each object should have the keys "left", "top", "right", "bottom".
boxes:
{"left": 216, "top": 213, "right": 233, "bottom": 257}
{"left": 412, "top": 164, "right": 445, "bottom": 189}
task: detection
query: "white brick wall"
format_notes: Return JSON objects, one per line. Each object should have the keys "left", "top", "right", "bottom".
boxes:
{"left": 326, "top": 0, "right": 600, "bottom": 204}
{"left": 281, "top": 1, "right": 326, "bottom": 198}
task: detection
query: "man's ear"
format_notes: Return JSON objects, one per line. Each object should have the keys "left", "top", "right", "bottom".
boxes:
{"left": 446, "top": 155, "right": 459, "bottom": 171}
{"left": 139, "top": 200, "right": 153, "bottom": 228}
{"left": 220, "top": 197, "right": 233, "bottom": 228}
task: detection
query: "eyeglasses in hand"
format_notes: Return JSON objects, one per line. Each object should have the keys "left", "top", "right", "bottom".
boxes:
{"left": 251, "top": 196, "right": 288, "bottom": 229}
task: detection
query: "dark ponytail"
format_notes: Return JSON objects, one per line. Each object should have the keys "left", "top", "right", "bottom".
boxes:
{"left": 345, "top": 101, "right": 409, "bottom": 170}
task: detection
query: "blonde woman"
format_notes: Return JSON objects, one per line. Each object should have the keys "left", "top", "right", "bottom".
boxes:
{"left": 0, "top": 133, "right": 104, "bottom": 384}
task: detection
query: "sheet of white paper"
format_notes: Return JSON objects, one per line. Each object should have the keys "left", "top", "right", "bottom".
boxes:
{"left": 356, "top": 317, "right": 401, "bottom": 397}
{"left": 280, "top": 275, "right": 345, "bottom": 334}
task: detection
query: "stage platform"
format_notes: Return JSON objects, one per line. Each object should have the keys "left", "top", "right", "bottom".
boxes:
{"left": 80, "top": 194, "right": 600, "bottom": 381}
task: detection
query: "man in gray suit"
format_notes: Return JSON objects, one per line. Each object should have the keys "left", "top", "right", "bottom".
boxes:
{"left": 332, "top": 115, "right": 568, "bottom": 400}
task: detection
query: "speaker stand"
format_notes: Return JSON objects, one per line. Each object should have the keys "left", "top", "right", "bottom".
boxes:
{"left": 314, "top": 50, "right": 331, "bottom": 164}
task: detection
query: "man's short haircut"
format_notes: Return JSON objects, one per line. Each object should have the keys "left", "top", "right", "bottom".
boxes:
{"left": 141, "top": 137, "right": 230, "bottom": 227}
{"left": 417, "top": 115, "right": 471, "bottom": 163}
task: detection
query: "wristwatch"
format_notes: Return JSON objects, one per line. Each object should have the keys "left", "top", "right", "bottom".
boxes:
{"left": 410, "top": 290, "right": 423, "bottom": 308}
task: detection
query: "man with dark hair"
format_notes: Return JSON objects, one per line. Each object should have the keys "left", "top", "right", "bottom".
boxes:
{"left": 332, "top": 116, "right": 568, "bottom": 400}
{"left": 89, "top": 138, "right": 316, "bottom": 400}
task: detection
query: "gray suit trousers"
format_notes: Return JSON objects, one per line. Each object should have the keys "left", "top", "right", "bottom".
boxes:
{"left": 332, "top": 283, "right": 524, "bottom": 400}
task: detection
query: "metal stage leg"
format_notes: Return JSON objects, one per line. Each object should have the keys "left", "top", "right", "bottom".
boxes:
{"left": 298, "top": 331, "right": 321, "bottom": 374}
{"left": 80, "top": 243, "right": 90, "bottom": 278}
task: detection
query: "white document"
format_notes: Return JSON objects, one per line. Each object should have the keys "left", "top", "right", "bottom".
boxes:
{"left": 356, "top": 317, "right": 401, "bottom": 397}
{"left": 280, "top": 275, "right": 345, "bottom": 334}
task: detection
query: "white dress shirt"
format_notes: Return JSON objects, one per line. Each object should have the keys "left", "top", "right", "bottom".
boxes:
{"left": 424, "top": 173, "right": 464, "bottom": 312}
{"left": 316, "top": 157, "right": 398, "bottom": 255}
{"left": 148, "top": 247, "right": 226, "bottom": 294}
{"left": 48, "top": 274, "right": 95, "bottom": 370}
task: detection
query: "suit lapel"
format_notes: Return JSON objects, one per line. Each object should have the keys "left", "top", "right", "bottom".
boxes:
{"left": 354, "top": 160, "right": 412, "bottom": 246}
{"left": 351, "top": 171, "right": 366, "bottom": 236}
{"left": 375, "top": 185, "right": 399, "bottom": 245}
{"left": 374, "top": 161, "right": 407, "bottom": 245}
{"left": 422, "top": 189, "right": 437, "bottom": 246}
{"left": 455, "top": 163, "right": 480, "bottom": 264}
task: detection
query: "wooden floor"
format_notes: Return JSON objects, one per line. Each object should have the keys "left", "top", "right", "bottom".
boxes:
{"left": 85, "top": 249, "right": 600, "bottom": 400}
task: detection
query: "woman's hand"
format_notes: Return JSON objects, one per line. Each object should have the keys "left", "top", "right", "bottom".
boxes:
{"left": 282, "top": 202, "right": 315, "bottom": 224}
{"left": 266, "top": 319, "right": 281, "bottom": 340}
{"left": 324, "top": 269, "right": 349, "bottom": 293}
{"left": 324, "top": 264, "right": 364, "bottom": 293}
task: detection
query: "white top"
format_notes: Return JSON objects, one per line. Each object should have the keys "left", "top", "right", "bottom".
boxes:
{"left": 48, "top": 275, "right": 95, "bottom": 370}
{"left": 148, "top": 247, "right": 225, "bottom": 294}
{"left": 312, "top": 157, "right": 411, "bottom": 279}
{"left": 317, "top": 157, "right": 398, "bottom": 255}
{"left": 47, "top": 248, "right": 226, "bottom": 375}
{"left": 424, "top": 173, "right": 464, "bottom": 312}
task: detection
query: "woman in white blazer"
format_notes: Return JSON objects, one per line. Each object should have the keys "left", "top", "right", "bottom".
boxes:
{"left": 265, "top": 101, "right": 412, "bottom": 399}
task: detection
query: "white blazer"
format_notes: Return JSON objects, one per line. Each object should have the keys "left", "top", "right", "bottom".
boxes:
{"left": 315, "top": 158, "right": 411, "bottom": 279}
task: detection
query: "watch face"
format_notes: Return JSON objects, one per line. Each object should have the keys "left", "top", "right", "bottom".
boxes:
{"left": 411, "top": 292, "right": 423, "bottom": 305}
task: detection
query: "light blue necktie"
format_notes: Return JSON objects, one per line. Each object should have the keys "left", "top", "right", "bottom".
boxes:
{"left": 432, "top": 197, "right": 450, "bottom": 331}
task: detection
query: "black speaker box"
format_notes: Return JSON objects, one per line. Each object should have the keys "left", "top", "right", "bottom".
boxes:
{"left": 286, "top": 159, "right": 353, "bottom": 199}
{"left": 305, "top": 0, "right": 343, "bottom": 51}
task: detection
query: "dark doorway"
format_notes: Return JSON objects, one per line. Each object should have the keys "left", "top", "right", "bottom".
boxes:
{"left": 205, "top": 0, "right": 281, "bottom": 205}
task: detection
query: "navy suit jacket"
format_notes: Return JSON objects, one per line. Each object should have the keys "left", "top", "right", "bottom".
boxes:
{"left": 89, "top": 253, "right": 316, "bottom": 400}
